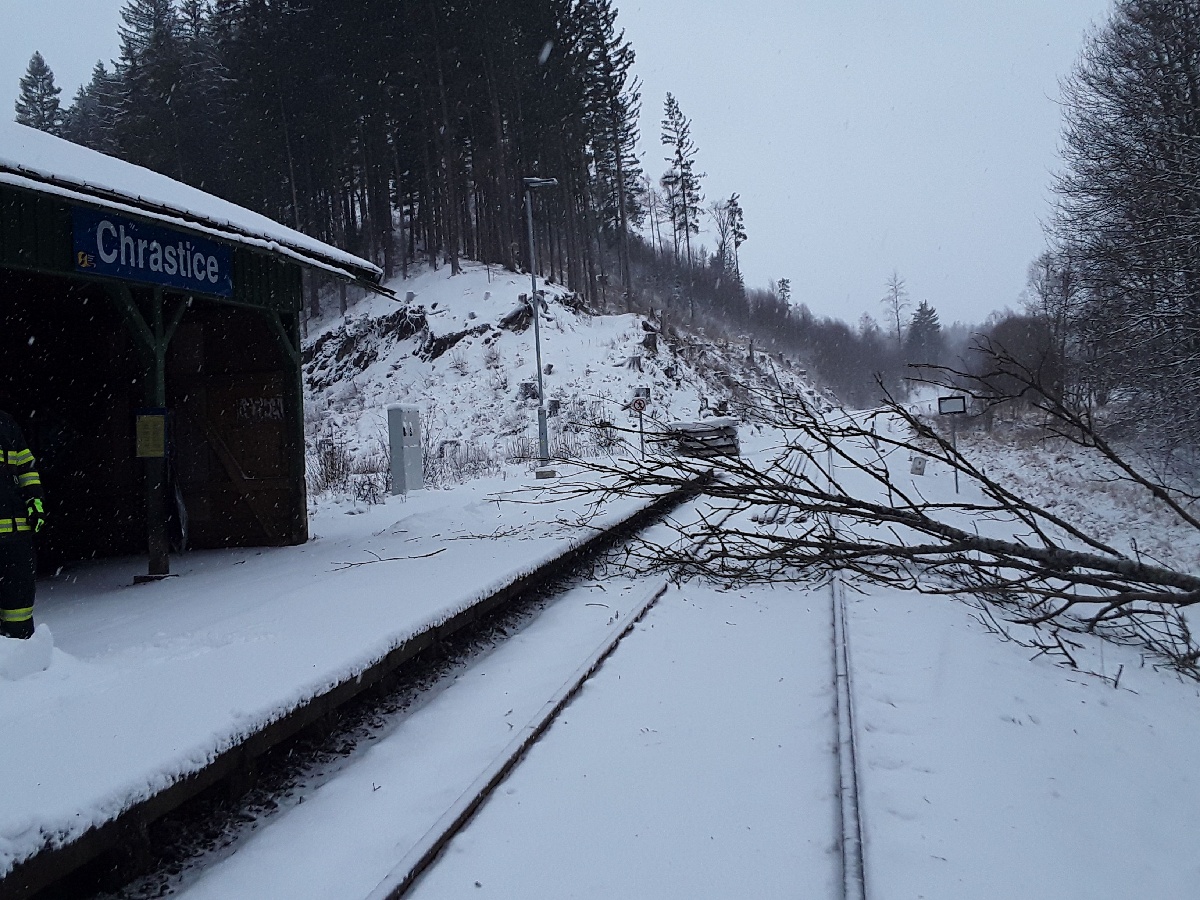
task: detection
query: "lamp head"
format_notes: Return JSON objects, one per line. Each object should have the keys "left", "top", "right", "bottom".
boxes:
{"left": 523, "top": 177, "right": 559, "bottom": 190}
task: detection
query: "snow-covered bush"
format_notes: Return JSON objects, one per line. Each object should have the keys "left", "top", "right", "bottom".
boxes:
{"left": 307, "top": 437, "right": 353, "bottom": 495}
{"left": 423, "top": 440, "right": 502, "bottom": 488}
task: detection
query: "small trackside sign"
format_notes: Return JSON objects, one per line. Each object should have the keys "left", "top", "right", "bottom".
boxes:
{"left": 72, "top": 207, "right": 234, "bottom": 297}
{"left": 938, "top": 395, "right": 967, "bottom": 415}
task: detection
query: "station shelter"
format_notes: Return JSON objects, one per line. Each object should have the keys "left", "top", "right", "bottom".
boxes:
{"left": 0, "top": 122, "right": 382, "bottom": 578}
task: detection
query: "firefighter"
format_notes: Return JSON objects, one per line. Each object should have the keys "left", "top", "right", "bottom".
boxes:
{"left": 0, "top": 408, "right": 44, "bottom": 640}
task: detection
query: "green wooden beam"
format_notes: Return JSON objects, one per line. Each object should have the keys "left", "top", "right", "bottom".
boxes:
{"left": 106, "top": 284, "right": 155, "bottom": 354}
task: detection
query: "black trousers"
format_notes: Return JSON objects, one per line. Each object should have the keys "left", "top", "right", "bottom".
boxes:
{"left": 0, "top": 538, "right": 35, "bottom": 611}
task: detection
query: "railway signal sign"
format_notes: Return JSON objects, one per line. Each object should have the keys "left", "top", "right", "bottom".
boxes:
{"left": 936, "top": 396, "right": 967, "bottom": 494}
{"left": 938, "top": 395, "right": 967, "bottom": 415}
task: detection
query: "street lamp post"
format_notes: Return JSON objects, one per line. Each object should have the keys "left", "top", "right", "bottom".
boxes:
{"left": 524, "top": 176, "right": 558, "bottom": 466}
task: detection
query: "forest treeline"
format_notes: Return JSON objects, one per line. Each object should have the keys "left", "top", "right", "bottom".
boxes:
{"left": 697, "top": 0, "right": 1200, "bottom": 436}
{"left": 18, "top": 0, "right": 646, "bottom": 309}
{"left": 11, "top": 0, "right": 956, "bottom": 406}
{"left": 17, "top": 0, "right": 1200, "bottom": 439}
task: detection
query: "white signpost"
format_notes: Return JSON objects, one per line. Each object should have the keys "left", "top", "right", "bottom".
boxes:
{"left": 631, "top": 395, "right": 648, "bottom": 459}
{"left": 937, "top": 395, "right": 968, "bottom": 493}
{"left": 938, "top": 396, "right": 967, "bottom": 415}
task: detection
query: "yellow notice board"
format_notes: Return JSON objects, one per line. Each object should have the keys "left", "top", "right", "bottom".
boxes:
{"left": 136, "top": 411, "right": 167, "bottom": 458}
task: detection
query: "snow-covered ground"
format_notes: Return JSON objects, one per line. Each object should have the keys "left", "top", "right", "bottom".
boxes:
{"left": 4, "top": 262, "right": 1199, "bottom": 899}
{"left": 0, "top": 475, "right": 659, "bottom": 880}
{"left": 852, "top": 587, "right": 1200, "bottom": 899}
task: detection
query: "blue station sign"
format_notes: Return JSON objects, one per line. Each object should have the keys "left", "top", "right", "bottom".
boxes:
{"left": 72, "top": 207, "right": 233, "bottom": 297}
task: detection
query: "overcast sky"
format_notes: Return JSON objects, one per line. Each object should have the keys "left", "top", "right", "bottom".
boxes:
{"left": 614, "top": 0, "right": 1113, "bottom": 326}
{"left": 5, "top": 0, "right": 1114, "bottom": 326}
{"left": 3, "top": 1, "right": 126, "bottom": 105}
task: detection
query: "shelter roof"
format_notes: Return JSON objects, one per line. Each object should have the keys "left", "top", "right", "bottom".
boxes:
{"left": 0, "top": 122, "right": 382, "bottom": 286}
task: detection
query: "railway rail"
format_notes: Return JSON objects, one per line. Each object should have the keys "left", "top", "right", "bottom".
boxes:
{"left": 365, "top": 581, "right": 672, "bottom": 900}
{"left": 17, "top": 462, "right": 874, "bottom": 900}
{"left": 832, "top": 575, "right": 868, "bottom": 900}
{"left": 361, "top": 509, "right": 871, "bottom": 899}
{"left": 5, "top": 479, "right": 706, "bottom": 900}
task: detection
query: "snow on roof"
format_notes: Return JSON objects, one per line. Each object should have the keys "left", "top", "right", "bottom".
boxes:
{"left": 0, "top": 121, "right": 382, "bottom": 285}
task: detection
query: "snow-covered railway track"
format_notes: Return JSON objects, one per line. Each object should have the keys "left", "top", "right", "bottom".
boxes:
{"left": 4, "top": 483, "right": 705, "bottom": 900}
{"left": 832, "top": 575, "right": 868, "bottom": 900}
{"left": 364, "top": 582, "right": 671, "bottom": 900}
{"left": 362, "top": 509, "right": 869, "bottom": 900}
{"left": 753, "top": 443, "right": 870, "bottom": 900}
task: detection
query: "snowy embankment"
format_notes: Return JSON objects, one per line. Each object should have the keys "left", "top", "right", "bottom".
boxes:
{"left": 152, "top": 435, "right": 1200, "bottom": 899}
{"left": 412, "top": 430, "right": 1200, "bottom": 898}
{"left": 301, "top": 261, "right": 810, "bottom": 468}
{"left": 852, "top": 586, "right": 1200, "bottom": 899}
{"left": 0, "top": 475, "right": 659, "bottom": 880}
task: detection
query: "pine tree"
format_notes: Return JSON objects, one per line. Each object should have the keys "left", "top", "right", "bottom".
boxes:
{"left": 14, "top": 51, "right": 64, "bottom": 134}
{"left": 63, "top": 61, "right": 122, "bottom": 153}
{"left": 660, "top": 93, "right": 703, "bottom": 266}
{"left": 116, "top": 0, "right": 187, "bottom": 176}
{"left": 905, "top": 299, "right": 943, "bottom": 363}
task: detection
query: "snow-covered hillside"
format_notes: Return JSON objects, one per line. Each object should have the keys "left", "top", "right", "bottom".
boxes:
{"left": 301, "top": 262, "right": 816, "bottom": 483}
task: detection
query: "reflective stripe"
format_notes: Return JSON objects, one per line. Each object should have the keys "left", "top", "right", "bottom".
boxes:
{"left": 6, "top": 450, "right": 34, "bottom": 466}
{"left": 0, "top": 518, "right": 30, "bottom": 534}
{"left": 0, "top": 607, "right": 34, "bottom": 623}
{"left": 18, "top": 472, "right": 41, "bottom": 487}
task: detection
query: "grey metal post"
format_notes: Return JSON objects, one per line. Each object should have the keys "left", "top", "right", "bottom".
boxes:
{"left": 951, "top": 415, "right": 959, "bottom": 494}
{"left": 525, "top": 190, "right": 549, "bottom": 464}
{"left": 523, "top": 178, "right": 557, "bottom": 466}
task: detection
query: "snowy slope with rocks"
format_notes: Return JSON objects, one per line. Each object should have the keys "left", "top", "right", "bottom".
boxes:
{"left": 301, "top": 262, "right": 810, "bottom": 478}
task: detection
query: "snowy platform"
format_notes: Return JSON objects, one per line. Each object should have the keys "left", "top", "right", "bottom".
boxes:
{"left": 0, "top": 474, "right": 666, "bottom": 894}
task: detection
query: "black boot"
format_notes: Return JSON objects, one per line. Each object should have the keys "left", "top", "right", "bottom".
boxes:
{"left": 0, "top": 618, "right": 33, "bottom": 640}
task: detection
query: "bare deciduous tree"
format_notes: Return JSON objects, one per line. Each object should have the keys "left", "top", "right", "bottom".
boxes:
{"left": 565, "top": 342, "right": 1200, "bottom": 677}
{"left": 880, "top": 270, "right": 909, "bottom": 350}
{"left": 1054, "top": 0, "right": 1200, "bottom": 449}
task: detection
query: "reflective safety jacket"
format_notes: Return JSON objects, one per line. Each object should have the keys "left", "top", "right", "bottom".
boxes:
{"left": 0, "top": 411, "right": 43, "bottom": 539}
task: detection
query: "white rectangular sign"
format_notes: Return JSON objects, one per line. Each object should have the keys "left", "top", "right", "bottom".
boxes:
{"left": 938, "top": 396, "right": 967, "bottom": 415}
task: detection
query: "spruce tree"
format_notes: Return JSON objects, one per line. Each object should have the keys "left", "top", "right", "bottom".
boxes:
{"left": 116, "top": 0, "right": 186, "bottom": 176}
{"left": 905, "top": 299, "right": 943, "bottom": 363}
{"left": 14, "top": 51, "right": 64, "bottom": 135}
{"left": 728, "top": 193, "right": 746, "bottom": 279}
{"left": 579, "top": 0, "right": 644, "bottom": 306}
{"left": 63, "top": 61, "right": 122, "bottom": 153}
{"left": 660, "top": 93, "right": 703, "bottom": 266}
